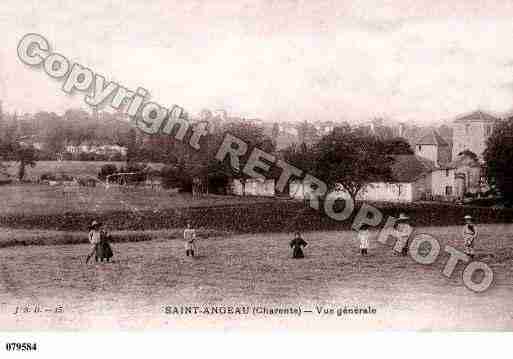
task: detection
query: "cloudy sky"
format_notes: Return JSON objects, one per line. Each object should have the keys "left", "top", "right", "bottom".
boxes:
{"left": 1, "top": 0, "right": 513, "bottom": 124}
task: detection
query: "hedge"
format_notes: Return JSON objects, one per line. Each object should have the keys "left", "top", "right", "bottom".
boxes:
{"left": 1, "top": 200, "right": 512, "bottom": 233}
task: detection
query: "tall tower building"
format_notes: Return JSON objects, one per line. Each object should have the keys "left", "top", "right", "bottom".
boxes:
{"left": 414, "top": 130, "right": 451, "bottom": 166}
{"left": 451, "top": 110, "right": 498, "bottom": 161}
{"left": 0, "top": 100, "right": 3, "bottom": 135}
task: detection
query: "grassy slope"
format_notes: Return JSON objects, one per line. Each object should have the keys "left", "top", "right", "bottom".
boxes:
{"left": 0, "top": 224, "right": 512, "bottom": 330}
{"left": 0, "top": 184, "right": 278, "bottom": 216}
{"left": 4, "top": 161, "right": 133, "bottom": 180}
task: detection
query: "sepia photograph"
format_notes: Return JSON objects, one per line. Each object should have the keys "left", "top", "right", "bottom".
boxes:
{"left": 0, "top": 1, "right": 513, "bottom": 354}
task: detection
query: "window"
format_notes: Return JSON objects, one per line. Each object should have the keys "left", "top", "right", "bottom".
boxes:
{"left": 485, "top": 124, "right": 492, "bottom": 136}
{"left": 418, "top": 145, "right": 422, "bottom": 151}
{"left": 445, "top": 169, "right": 450, "bottom": 177}
{"left": 465, "top": 124, "right": 470, "bottom": 134}
{"left": 445, "top": 186, "right": 453, "bottom": 196}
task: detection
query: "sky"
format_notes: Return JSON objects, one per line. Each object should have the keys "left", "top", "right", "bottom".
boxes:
{"left": 1, "top": 0, "right": 513, "bottom": 125}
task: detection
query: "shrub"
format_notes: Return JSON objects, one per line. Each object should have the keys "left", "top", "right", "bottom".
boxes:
{"left": 160, "top": 165, "right": 189, "bottom": 189}
{"left": 1, "top": 201, "right": 513, "bottom": 233}
{"left": 98, "top": 164, "right": 118, "bottom": 181}
{"left": 40, "top": 172, "right": 57, "bottom": 181}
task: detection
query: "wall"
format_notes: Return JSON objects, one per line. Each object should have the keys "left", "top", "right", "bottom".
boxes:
{"left": 411, "top": 173, "right": 431, "bottom": 201}
{"left": 289, "top": 180, "right": 414, "bottom": 202}
{"left": 230, "top": 179, "right": 276, "bottom": 197}
{"left": 358, "top": 182, "right": 413, "bottom": 202}
{"left": 454, "top": 165, "right": 481, "bottom": 194}
{"left": 437, "top": 145, "right": 452, "bottom": 164}
{"left": 452, "top": 121, "right": 491, "bottom": 160}
{"left": 415, "top": 144, "right": 438, "bottom": 164}
{"left": 431, "top": 168, "right": 456, "bottom": 196}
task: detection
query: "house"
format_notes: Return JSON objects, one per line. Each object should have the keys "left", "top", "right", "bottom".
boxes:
{"left": 358, "top": 155, "right": 436, "bottom": 202}
{"left": 444, "top": 153, "right": 482, "bottom": 197}
{"left": 64, "top": 142, "right": 127, "bottom": 158}
{"left": 289, "top": 155, "right": 436, "bottom": 203}
{"left": 414, "top": 130, "right": 451, "bottom": 165}
{"left": 451, "top": 110, "right": 499, "bottom": 160}
{"left": 229, "top": 178, "right": 276, "bottom": 197}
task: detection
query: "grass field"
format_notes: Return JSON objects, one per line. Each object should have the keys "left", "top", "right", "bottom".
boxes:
{"left": 0, "top": 184, "right": 277, "bottom": 216}
{"left": 0, "top": 224, "right": 512, "bottom": 330}
{"left": 4, "top": 160, "right": 142, "bottom": 181}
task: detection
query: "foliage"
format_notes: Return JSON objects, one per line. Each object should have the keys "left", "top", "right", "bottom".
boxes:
{"left": 312, "top": 126, "right": 395, "bottom": 200}
{"left": 40, "top": 172, "right": 57, "bottom": 181}
{"left": 378, "top": 137, "right": 414, "bottom": 155}
{"left": 280, "top": 142, "right": 317, "bottom": 173}
{"left": 98, "top": 164, "right": 119, "bottom": 181}
{"left": 484, "top": 119, "right": 513, "bottom": 206}
{"left": 159, "top": 163, "right": 190, "bottom": 189}
{"left": 1, "top": 200, "right": 513, "bottom": 233}
{"left": 9, "top": 144, "right": 38, "bottom": 181}
{"left": 458, "top": 149, "right": 479, "bottom": 162}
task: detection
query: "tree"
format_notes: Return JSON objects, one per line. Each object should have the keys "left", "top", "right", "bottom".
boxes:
{"left": 209, "top": 121, "right": 275, "bottom": 179}
{"left": 13, "top": 144, "right": 37, "bottom": 181}
{"left": 98, "top": 164, "right": 118, "bottom": 181}
{"left": 458, "top": 149, "right": 479, "bottom": 162}
{"left": 281, "top": 142, "right": 316, "bottom": 173}
{"left": 379, "top": 137, "right": 414, "bottom": 155}
{"left": 484, "top": 119, "right": 513, "bottom": 205}
{"left": 313, "top": 127, "right": 394, "bottom": 201}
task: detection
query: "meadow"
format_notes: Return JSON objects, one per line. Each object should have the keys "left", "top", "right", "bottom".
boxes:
{"left": 0, "top": 183, "right": 277, "bottom": 217}
{"left": 4, "top": 160, "right": 138, "bottom": 181}
{"left": 0, "top": 162, "right": 512, "bottom": 330}
{"left": 0, "top": 224, "right": 511, "bottom": 330}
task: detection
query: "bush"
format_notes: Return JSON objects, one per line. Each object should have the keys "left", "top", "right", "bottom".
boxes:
{"left": 98, "top": 164, "right": 118, "bottom": 181}
{"left": 464, "top": 192, "right": 477, "bottom": 199}
{"left": 40, "top": 172, "right": 57, "bottom": 181}
{"left": 118, "top": 163, "right": 149, "bottom": 183}
{"left": 61, "top": 152, "right": 73, "bottom": 161}
{"left": 160, "top": 165, "right": 190, "bottom": 189}
{"left": 60, "top": 173, "right": 74, "bottom": 181}
{"left": 1, "top": 201, "right": 513, "bottom": 233}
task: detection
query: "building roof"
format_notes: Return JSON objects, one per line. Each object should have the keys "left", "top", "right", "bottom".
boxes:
{"left": 443, "top": 153, "right": 481, "bottom": 169}
{"left": 453, "top": 110, "right": 499, "bottom": 123}
{"left": 389, "top": 155, "right": 437, "bottom": 182}
{"left": 415, "top": 130, "right": 449, "bottom": 146}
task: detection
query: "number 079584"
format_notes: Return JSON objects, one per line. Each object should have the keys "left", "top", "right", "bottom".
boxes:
{"left": 5, "top": 343, "right": 38, "bottom": 351}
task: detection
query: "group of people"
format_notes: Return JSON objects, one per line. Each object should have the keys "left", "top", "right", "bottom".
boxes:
{"left": 289, "top": 213, "right": 478, "bottom": 259}
{"left": 85, "top": 220, "right": 114, "bottom": 264}
{"left": 84, "top": 213, "right": 478, "bottom": 263}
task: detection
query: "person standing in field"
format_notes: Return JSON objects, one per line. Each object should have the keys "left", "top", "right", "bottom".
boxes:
{"left": 290, "top": 231, "right": 308, "bottom": 259}
{"left": 462, "top": 214, "right": 477, "bottom": 259}
{"left": 96, "top": 226, "right": 114, "bottom": 263}
{"left": 394, "top": 213, "right": 412, "bottom": 256}
{"left": 356, "top": 224, "right": 370, "bottom": 256}
{"left": 85, "top": 220, "right": 102, "bottom": 264}
{"left": 184, "top": 222, "right": 197, "bottom": 257}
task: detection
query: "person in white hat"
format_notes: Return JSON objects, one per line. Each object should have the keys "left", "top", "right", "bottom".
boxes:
{"left": 86, "top": 220, "right": 102, "bottom": 264}
{"left": 184, "top": 221, "right": 197, "bottom": 257}
{"left": 462, "top": 215, "right": 477, "bottom": 259}
{"left": 394, "top": 213, "right": 412, "bottom": 256}
{"left": 355, "top": 224, "right": 370, "bottom": 256}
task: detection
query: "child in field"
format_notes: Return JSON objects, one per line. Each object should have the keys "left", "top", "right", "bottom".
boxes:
{"left": 356, "top": 224, "right": 370, "bottom": 256}
{"left": 393, "top": 213, "right": 412, "bottom": 256}
{"left": 184, "top": 222, "right": 197, "bottom": 257}
{"left": 85, "top": 220, "right": 101, "bottom": 264}
{"left": 290, "top": 232, "right": 308, "bottom": 259}
{"left": 462, "top": 215, "right": 477, "bottom": 259}
{"left": 96, "top": 227, "right": 114, "bottom": 262}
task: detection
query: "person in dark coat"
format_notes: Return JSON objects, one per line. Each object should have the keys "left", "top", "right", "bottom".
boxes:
{"left": 290, "top": 231, "right": 308, "bottom": 258}
{"left": 96, "top": 228, "right": 114, "bottom": 262}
